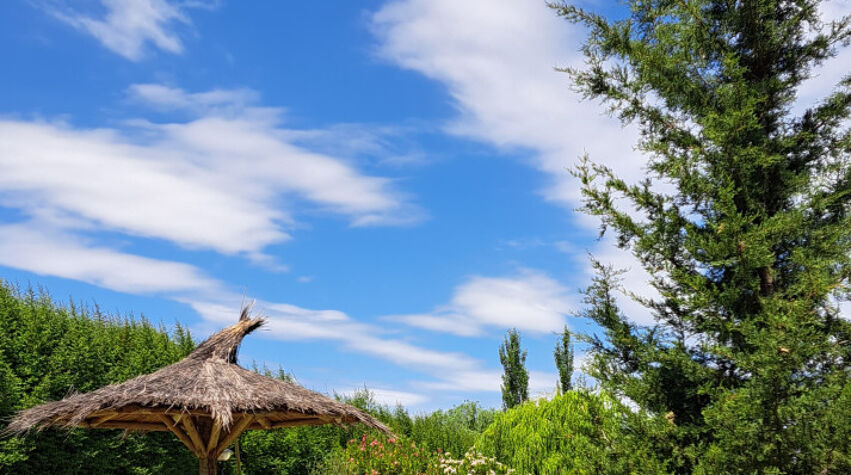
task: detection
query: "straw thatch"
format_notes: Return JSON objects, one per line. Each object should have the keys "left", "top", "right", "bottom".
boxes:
{"left": 7, "top": 307, "right": 391, "bottom": 469}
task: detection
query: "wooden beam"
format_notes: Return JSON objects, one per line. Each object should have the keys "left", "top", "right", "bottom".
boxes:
{"left": 268, "top": 417, "right": 326, "bottom": 429}
{"left": 182, "top": 416, "right": 206, "bottom": 455}
{"left": 159, "top": 414, "right": 199, "bottom": 456}
{"left": 205, "top": 419, "right": 222, "bottom": 455}
{"left": 88, "top": 406, "right": 211, "bottom": 417}
{"left": 83, "top": 421, "right": 169, "bottom": 432}
{"left": 213, "top": 415, "right": 253, "bottom": 457}
{"left": 89, "top": 413, "right": 117, "bottom": 427}
{"left": 255, "top": 415, "right": 272, "bottom": 430}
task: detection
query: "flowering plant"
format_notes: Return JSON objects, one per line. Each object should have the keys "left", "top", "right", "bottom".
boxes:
{"left": 331, "top": 433, "right": 440, "bottom": 474}
{"left": 438, "top": 449, "right": 516, "bottom": 475}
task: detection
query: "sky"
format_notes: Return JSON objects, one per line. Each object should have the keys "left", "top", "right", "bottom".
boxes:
{"left": 0, "top": 0, "right": 848, "bottom": 411}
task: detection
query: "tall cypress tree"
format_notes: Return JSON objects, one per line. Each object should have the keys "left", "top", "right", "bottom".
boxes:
{"left": 499, "top": 329, "right": 529, "bottom": 409}
{"left": 554, "top": 325, "right": 574, "bottom": 393}
{"left": 555, "top": 0, "right": 851, "bottom": 472}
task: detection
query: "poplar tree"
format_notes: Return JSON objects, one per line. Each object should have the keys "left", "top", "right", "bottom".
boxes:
{"left": 554, "top": 325, "right": 575, "bottom": 392}
{"left": 499, "top": 329, "right": 529, "bottom": 409}
{"left": 555, "top": 0, "right": 851, "bottom": 472}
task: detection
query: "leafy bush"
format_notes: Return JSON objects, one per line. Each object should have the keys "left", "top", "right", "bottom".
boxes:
{"left": 476, "top": 390, "right": 670, "bottom": 474}
{"left": 236, "top": 425, "right": 343, "bottom": 475}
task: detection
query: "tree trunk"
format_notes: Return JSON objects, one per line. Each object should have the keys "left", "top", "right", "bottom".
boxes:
{"left": 199, "top": 455, "right": 217, "bottom": 475}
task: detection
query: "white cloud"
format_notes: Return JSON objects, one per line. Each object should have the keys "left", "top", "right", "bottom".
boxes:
{"left": 417, "top": 369, "right": 557, "bottom": 395}
{"left": 189, "top": 296, "right": 540, "bottom": 396}
{"left": 188, "top": 298, "right": 482, "bottom": 374}
{"left": 371, "top": 0, "right": 660, "bottom": 327}
{"left": 393, "top": 270, "right": 575, "bottom": 336}
{"left": 0, "top": 120, "right": 287, "bottom": 255}
{"left": 43, "top": 0, "right": 215, "bottom": 60}
{"left": 0, "top": 85, "right": 419, "bottom": 258}
{"left": 0, "top": 224, "right": 473, "bottom": 400}
{"left": 0, "top": 222, "right": 524, "bottom": 399}
{"left": 372, "top": 0, "right": 644, "bottom": 206}
{"left": 128, "top": 83, "right": 259, "bottom": 113}
{"left": 344, "top": 388, "right": 429, "bottom": 407}
{"left": 0, "top": 223, "right": 220, "bottom": 294}
{"left": 0, "top": 222, "right": 485, "bottom": 393}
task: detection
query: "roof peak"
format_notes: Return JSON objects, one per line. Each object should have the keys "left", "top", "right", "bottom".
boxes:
{"left": 188, "top": 308, "right": 266, "bottom": 364}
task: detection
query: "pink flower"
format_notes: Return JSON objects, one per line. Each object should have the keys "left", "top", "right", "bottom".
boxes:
{"left": 370, "top": 439, "right": 379, "bottom": 446}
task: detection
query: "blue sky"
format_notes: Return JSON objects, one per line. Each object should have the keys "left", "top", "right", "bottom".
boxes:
{"left": 0, "top": 0, "right": 847, "bottom": 411}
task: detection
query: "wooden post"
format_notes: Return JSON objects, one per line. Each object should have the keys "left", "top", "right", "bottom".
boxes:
{"left": 198, "top": 455, "right": 217, "bottom": 475}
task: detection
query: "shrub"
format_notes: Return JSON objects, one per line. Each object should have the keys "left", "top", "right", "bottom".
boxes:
{"left": 475, "top": 390, "right": 670, "bottom": 474}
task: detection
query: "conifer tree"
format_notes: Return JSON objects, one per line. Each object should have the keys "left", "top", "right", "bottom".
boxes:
{"left": 554, "top": 325, "right": 574, "bottom": 392}
{"left": 555, "top": 0, "right": 851, "bottom": 472}
{"left": 499, "top": 329, "right": 529, "bottom": 409}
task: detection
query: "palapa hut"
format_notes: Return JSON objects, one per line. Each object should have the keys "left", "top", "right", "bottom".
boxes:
{"left": 7, "top": 308, "right": 392, "bottom": 474}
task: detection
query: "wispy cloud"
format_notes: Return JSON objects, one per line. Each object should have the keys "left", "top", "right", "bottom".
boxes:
{"left": 391, "top": 270, "right": 575, "bottom": 336}
{"left": 371, "top": 0, "right": 644, "bottom": 207}
{"left": 416, "top": 369, "right": 558, "bottom": 396}
{"left": 41, "top": 0, "right": 217, "bottom": 60}
{"left": 0, "top": 223, "right": 221, "bottom": 295}
{"left": 370, "top": 0, "right": 667, "bottom": 328}
{"left": 188, "top": 298, "right": 510, "bottom": 396}
{"left": 0, "top": 85, "right": 420, "bottom": 261}
{"left": 342, "top": 387, "right": 429, "bottom": 407}
{"left": 0, "top": 222, "right": 493, "bottom": 398}
{"left": 128, "top": 83, "right": 259, "bottom": 113}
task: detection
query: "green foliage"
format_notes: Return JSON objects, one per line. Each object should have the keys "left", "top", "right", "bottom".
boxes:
{"left": 498, "top": 329, "right": 529, "bottom": 409}
{"left": 555, "top": 0, "right": 851, "bottom": 472}
{"left": 554, "top": 325, "right": 574, "bottom": 393}
{"left": 0, "top": 282, "right": 197, "bottom": 473}
{"left": 410, "top": 401, "right": 496, "bottom": 456}
{"left": 236, "top": 425, "right": 344, "bottom": 475}
{"left": 476, "top": 391, "right": 669, "bottom": 474}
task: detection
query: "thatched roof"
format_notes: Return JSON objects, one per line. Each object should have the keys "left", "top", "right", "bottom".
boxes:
{"left": 7, "top": 308, "right": 391, "bottom": 437}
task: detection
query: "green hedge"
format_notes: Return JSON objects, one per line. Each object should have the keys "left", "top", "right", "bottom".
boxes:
{"left": 0, "top": 282, "right": 197, "bottom": 474}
